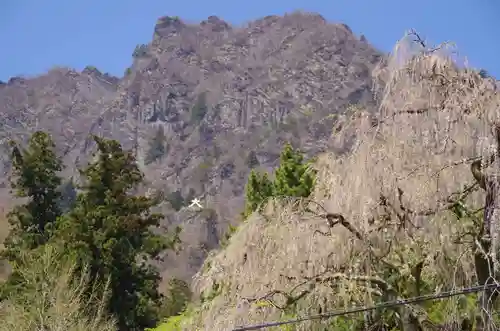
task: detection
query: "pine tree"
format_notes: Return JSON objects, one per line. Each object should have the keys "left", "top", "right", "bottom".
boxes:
{"left": 2, "top": 131, "right": 63, "bottom": 263}
{"left": 273, "top": 143, "right": 315, "bottom": 198}
{"left": 244, "top": 170, "right": 273, "bottom": 217}
{"left": 53, "top": 136, "right": 181, "bottom": 331}
{"left": 243, "top": 143, "right": 316, "bottom": 218}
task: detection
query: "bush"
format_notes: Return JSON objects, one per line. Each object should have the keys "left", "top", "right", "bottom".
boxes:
{"left": 243, "top": 143, "right": 316, "bottom": 217}
{"left": 0, "top": 244, "right": 116, "bottom": 331}
{"left": 273, "top": 143, "right": 315, "bottom": 198}
{"left": 244, "top": 170, "right": 273, "bottom": 217}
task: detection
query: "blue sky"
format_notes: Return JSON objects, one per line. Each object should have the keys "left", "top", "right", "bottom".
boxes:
{"left": 1, "top": 0, "right": 498, "bottom": 81}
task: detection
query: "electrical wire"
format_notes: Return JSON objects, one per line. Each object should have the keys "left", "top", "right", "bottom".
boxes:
{"left": 233, "top": 283, "right": 500, "bottom": 331}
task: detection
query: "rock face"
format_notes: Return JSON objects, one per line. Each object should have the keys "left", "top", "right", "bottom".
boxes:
{"left": 0, "top": 11, "right": 383, "bottom": 284}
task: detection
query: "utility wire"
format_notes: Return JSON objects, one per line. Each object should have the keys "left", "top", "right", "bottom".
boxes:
{"left": 233, "top": 283, "right": 500, "bottom": 331}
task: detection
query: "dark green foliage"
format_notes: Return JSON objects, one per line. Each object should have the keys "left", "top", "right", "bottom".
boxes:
{"left": 243, "top": 143, "right": 316, "bottom": 218}
{"left": 273, "top": 143, "right": 315, "bottom": 198}
{"left": 190, "top": 92, "right": 208, "bottom": 124}
{"left": 246, "top": 150, "right": 260, "bottom": 168}
{"left": 479, "top": 69, "right": 490, "bottom": 78}
{"left": 53, "top": 136, "right": 181, "bottom": 331}
{"left": 160, "top": 278, "right": 192, "bottom": 318}
{"left": 244, "top": 170, "right": 273, "bottom": 217}
{"left": 145, "top": 125, "right": 167, "bottom": 165}
{"left": 2, "top": 131, "right": 63, "bottom": 263}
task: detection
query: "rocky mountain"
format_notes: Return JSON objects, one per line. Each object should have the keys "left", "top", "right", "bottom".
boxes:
{"left": 0, "top": 11, "right": 383, "bottom": 285}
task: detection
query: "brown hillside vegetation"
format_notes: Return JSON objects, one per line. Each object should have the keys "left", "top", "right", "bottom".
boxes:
{"left": 174, "top": 34, "right": 500, "bottom": 330}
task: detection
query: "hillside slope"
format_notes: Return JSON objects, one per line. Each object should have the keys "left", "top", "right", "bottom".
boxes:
{"left": 0, "top": 11, "right": 382, "bottom": 283}
{"left": 172, "top": 36, "right": 500, "bottom": 330}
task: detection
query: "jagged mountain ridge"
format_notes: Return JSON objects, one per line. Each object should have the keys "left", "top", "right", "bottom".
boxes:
{"left": 0, "top": 11, "right": 383, "bottom": 284}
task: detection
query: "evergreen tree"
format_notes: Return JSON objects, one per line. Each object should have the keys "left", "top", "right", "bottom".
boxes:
{"left": 53, "top": 136, "right": 181, "bottom": 331}
{"left": 145, "top": 126, "right": 167, "bottom": 165}
{"left": 273, "top": 143, "right": 315, "bottom": 198}
{"left": 2, "top": 131, "right": 63, "bottom": 263}
{"left": 243, "top": 143, "right": 316, "bottom": 218}
{"left": 244, "top": 170, "right": 273, "bottom": 217}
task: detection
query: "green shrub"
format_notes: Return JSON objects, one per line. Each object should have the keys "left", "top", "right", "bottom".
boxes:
{"left": 243, "top": 143, "right": 316, "bottom": 218}
{"left": 273, "top": 143, "right": 315, "bottom": 198}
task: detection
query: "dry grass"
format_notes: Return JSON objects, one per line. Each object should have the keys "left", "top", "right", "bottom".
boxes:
{"left": 0, "top": 244, "right": 116, "bottom": 331}
{"left": 178, "top": 33, "right": 500, "bottom": 330}
{"left": 0, "top": 198, "right": 13, "bottom": 281}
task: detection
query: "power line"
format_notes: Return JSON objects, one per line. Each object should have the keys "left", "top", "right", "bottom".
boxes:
{"left": 233, "top": 283, "right": 500, "bottom": 331}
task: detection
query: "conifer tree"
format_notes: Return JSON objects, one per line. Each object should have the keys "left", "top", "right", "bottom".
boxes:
{"left": 243, "top": 143, "right": 316, "bottom": 218}
{"left": 53, "top": 136, "right": 180, "bottom": 331}
{"left": 2, "top": 131, "right": 63, "bottom": 263}
{"left": 244, "top": 170, "right": 273, "bottom": 217}
{"left": 273, "top": 143, "right": 315, "bottom": 198}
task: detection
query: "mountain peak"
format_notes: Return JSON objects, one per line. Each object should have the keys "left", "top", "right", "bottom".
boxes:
{"left": 200, "top": 15, "right": 231, "bottom": 32}
{"left": 154, "top": 15, "right": 186, "bottom": 37}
